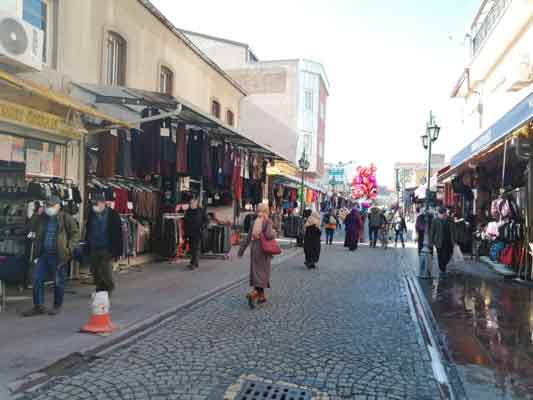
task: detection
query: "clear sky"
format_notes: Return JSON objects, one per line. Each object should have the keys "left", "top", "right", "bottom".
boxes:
{"left": 152, "top": 0, "right": 480, "bottom": 187}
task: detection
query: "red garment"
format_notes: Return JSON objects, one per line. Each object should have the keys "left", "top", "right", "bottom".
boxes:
{"left": 232, "top": 152, "right": 242, "bottom": 201}
{"left": 113, "top": 188, "right": 129, "bottom": 214}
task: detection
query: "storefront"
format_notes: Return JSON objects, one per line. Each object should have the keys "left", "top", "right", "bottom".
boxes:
{"left": 439, "top": 93, "right": 533, "bottom": 280}
{"left": 69, "top": 83, "right": 283, "bottom": 261}
{"left": 0, "top": 70, "right": 129, "bottom": 298}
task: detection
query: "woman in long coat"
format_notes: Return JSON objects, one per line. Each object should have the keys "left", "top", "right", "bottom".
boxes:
{"left": 304, "top": 211, "right": 321, "bottom": 269}
{"left": 238, "top": 203, "right": 277, "bottom": 309}
{"left": 344, "top": 208, "right": 361, "bottom": 251}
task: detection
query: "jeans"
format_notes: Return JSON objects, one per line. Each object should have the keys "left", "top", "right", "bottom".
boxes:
{"left": 369, "top": 227, "right": 379, "bottom": 246}
{"left": 88, "top": 250, "right": 115, "bottom": 292}
{"left": 395, "top": 231, "right": 405, "bottom": 247}
{"left": 33, "top": 254, "right": 65, "bottom": 308}
{"left": 325, "top": 229, "right": 334, "bottom": 244}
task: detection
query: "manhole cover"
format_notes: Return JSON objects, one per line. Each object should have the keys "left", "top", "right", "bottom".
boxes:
{"left": 235, "top": 380, "right": 312, "bottom": 400}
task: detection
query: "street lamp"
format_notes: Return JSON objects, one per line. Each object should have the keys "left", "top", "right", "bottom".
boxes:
{"left": 419, "top": 111, "right": 440, "bottom": 279}
{"left": 298, "top": 151, "right": 310, "bottom": 217}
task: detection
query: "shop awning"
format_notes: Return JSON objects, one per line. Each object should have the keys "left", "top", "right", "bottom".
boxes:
{"left": 0, "top": 69, "right": 131, "bottom": 129}
{"left": 271, "top": 173, "right": 325, "bottom": 193}
{"left": 450, "top": 92, "right": 533, "bottom": 169}
{"left": 71, "top": 83, "right": 286, "bottom": 161}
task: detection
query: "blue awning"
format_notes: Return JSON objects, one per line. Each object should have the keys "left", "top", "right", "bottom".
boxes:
{"left": 450, "top": 93, "right": 533, "bottom": 168}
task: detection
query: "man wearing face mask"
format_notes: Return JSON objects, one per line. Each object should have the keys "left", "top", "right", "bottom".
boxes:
{"left": 85, "top": 194, "right": 123, "bottom": 294}
{"left": 23, "top": 196, "right": 80, "bottom": 316}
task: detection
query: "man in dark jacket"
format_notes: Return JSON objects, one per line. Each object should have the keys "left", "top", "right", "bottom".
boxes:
{"left": 430, "top": 208, "right": 456, "bottom": 275}
{"left": 23, "top": 196, "right": 80, "bottom": 316}
{"left": 85, "top": 194, "right": 123, "bottom": 294}
{"left": 183, "top": 198, "right": 208, "bottom": 270}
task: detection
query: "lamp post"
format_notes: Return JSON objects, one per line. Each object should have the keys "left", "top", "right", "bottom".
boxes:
{"left": 419, "top": 111, "right": 440, "bottom": 279}
{"left": 298, "top": 151, "right": 310, "bottom": 217}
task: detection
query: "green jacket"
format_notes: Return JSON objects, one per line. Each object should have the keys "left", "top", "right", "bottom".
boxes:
{"left": 430, "top": 217, "right": 456, "bottom": 249}
{"left": 29, "top": 211, "right": 80, "bottom": 265}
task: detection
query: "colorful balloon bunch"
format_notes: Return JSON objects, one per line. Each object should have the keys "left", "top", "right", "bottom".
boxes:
{"left": 351, "top": 164, "right": 378, "bottom": 200}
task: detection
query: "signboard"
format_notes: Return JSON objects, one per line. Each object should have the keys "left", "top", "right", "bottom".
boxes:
{"left": 328, "top": 167, "right": 344, "bottom": 183}
{"left": 451, "top": 92, "right": 533, "bottom": 168}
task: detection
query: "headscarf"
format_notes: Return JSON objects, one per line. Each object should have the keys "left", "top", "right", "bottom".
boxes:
{"left": 252, "top": 203, "right": 269, "bottom": 239}
{"left": 305, "top": 211, "right": 321, "bottom": 228}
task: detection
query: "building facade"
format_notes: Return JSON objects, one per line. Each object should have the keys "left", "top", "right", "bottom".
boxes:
{"left": 184, "top": 31, "right": 330, "bottom": 177}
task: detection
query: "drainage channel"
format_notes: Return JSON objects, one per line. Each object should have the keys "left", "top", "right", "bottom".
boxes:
{"left": 235, "top": 380, "right": 312, "bottom": 400}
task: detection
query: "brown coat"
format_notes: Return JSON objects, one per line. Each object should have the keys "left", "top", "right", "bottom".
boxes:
{"left": 238, "top": 218, "right": 276, "bottom": 288}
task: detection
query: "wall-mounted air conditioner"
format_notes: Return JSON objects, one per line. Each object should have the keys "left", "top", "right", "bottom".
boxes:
{"left": 507, "top": 53, "right": 532, "bottom": 92}
{"left": 0, "top": 11, "right": 43, "bottom": 72}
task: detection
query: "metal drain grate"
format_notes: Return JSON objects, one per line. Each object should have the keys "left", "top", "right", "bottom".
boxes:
{"left": 235, "top": 380, "right": 312, "bottom": 400}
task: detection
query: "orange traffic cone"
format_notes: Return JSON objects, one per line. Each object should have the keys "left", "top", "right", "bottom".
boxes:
{"left": 81, "top": 291, "right": 117, "bottom": 334}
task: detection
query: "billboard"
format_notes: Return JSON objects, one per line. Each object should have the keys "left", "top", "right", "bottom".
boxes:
{"left": 328, "top": 167, "right": 344, "bottom": 183}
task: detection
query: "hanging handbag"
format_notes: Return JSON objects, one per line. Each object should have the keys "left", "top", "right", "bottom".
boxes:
{"left": 260, "top": 221, "right": 282, "bottom": 255}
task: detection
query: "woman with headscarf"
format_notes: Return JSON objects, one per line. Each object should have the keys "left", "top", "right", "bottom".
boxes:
{"left": 238, "top": 203, "right": 277, "bottom": 309}
{"left": 304, "top": 211, "right": 322, "bottom": 269}
{"left": 344, "top": 207, "right": 362, "bottom": 251}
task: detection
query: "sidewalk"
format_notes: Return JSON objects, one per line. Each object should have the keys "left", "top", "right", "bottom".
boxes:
{"left": 0, "top": 247, "right": 301, "bottom": 392}
{"left": 404, "top": 247, "right": 533, "bottom": 399}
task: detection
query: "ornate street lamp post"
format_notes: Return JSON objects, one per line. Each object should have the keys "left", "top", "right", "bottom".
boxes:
{"left": 298, "top": 151, "right": 310, "bottom": 218}
{"left": 419, "top": 111, "right": 440, "bottom": 279}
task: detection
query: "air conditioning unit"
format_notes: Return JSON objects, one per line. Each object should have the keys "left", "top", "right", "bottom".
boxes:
{"left": 507, "top": 53, "right": 532, "bottom": 92}
{"left": 0, "top": 11, "right": 43, "bottom": 72}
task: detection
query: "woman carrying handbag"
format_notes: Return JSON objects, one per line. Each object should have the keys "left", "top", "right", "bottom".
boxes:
{"left": 238, "top": 203, "right": 280, "bottom": 309}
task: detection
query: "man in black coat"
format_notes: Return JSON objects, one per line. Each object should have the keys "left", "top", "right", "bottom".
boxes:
{"left": 85, "top": 194, "right": 123, "bottom": 294}
{"left": 184, "top": 198, "right": 208, "bottom": 270}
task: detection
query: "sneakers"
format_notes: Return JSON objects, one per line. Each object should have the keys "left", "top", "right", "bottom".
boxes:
{"left": 22, "top": 305, "right": 46, "bottom": 317}
{"left": 48, "top": 306, "right": 62, "bottom": 316}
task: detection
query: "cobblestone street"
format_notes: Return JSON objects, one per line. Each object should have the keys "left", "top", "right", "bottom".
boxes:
{"left": 18, "top": 245, "right": 441, "bottom": 400}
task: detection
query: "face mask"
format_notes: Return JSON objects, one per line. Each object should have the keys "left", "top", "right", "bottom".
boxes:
{"left": 45, "top": 206, "right": 59, "bottom": 217}
{"left": 92, "top": 205, "right": 104, "bottom": 214}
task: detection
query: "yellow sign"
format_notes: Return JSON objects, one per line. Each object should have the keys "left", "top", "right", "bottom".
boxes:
{"left": 0, "top": 99, "right": 81, "bottom": 140}
{"left": 267, "top": 161, "right": 298, "bottom": 178}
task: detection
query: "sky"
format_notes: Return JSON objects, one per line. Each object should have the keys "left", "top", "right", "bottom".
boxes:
{"left": 152, "top": 0, "right": 480, "bottom": 187}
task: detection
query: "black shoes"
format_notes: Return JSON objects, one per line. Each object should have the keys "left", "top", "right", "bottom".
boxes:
{"left": 22, "top": 305, "right": 46, "bottom": 317}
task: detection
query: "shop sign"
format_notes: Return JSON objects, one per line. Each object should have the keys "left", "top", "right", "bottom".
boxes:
{"left": 267, "top": 161, "right": 298, "bottom": 177}
{"left": 328, "top": 167, "right": 344, "bottom": 183}
{"left": 0, "top": 99, "right": 81, "bottom": 139}
{"left": 451, "top": 92, "right": 533, "bottom": 168}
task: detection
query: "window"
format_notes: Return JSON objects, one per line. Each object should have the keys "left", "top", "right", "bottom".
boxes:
{"left": 226, "top": 110, "right": 234, "bottom": 126}
{"left": 320, "top": 103, "right": 325, "bottom": 120}
{"left": 159, "top": 66, "right": 173, "bottom": 95}
{"left": 304, "top": 90, "right": 313, "bottom": 111}
{"left": 106, "top": 32, "right": 127, "bottom": 86}
{"left": 22, "top": 0, "right": 49, "bottom": 63}
{"left": 211, "top": 100, "right": 221, "bottom": 119}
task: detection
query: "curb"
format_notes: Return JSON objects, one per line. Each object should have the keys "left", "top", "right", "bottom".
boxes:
{"left": 9, "top": 248, "right": 303, "bottom": 396}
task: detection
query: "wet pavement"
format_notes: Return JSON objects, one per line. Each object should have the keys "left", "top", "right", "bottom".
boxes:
{"left": 419, "top": 259, "right": 533, "bottom": 399}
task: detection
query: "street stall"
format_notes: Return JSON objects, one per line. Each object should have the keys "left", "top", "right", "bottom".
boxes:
{"left": 439, "top": 93, "right": 533, "bottom": 281}
{"left": 70, "top": 83, "right": 284, "bottom": 264}
{"left": 0, "top": 70, "right": 130, "bottom": 310}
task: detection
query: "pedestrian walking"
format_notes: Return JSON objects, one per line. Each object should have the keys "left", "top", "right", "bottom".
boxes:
{"left": 304, "top": 211, "right": 321, "bottom": 269}
{"left": 23, "top": 196, "right": 80, "bottom": 316}
{"left": 183, "top": 198, "right": 208, "bottom": 270}
{"left": 238, "top": 203, "right": 277, "bottom": 309}
{"left": 85, "top": 194, "right": 123, "bottom": 294}
{"left": 430, "top": 208, "right": 456, "bottom": 276}
{"left": 393, "top": 212, "right": 408, "bottom": 248}
{"left": 344, "top": 207, "right": 361, "bottom": 251}
{"left": 368, "top": 207, "right": 383, "bottom": 248}
{"left": 323, "top": 209, "right": 337, "bottom": 245}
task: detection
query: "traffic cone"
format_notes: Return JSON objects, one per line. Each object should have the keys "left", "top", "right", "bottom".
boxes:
{"left": 81, "top": 291, "right": 117, "bottom": 334}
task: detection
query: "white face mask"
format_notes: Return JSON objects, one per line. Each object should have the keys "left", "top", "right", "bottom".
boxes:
{"left": 92, "top": 205, "right": 105, "bottom": 214}
{"left": 45, "top": 206, "right": 59, "bottom": 217}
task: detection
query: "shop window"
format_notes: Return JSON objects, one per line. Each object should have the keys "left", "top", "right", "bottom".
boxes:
{"left": 304, "top": 90, "right": 313, "bottom": 111}
{"left": 159, "top": 66, "right": 173, "bottom": 95}
{"left": 105, "top": 31, "right": 127, "bottom": 86}
{"left": 211, "top": 100, "right": 221, "bottom": 119}
{"left": 226, "top": 109, "right": 234, "bottom": 126}
{"left": 22, "top": 0, "right": 50, "bottom": 63}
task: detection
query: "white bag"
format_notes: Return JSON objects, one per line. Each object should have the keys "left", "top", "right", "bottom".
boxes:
{"left": 91, "top": 291, "right": 110, "bottom": 315}
{"left": 452, "top": 245, "right": 464, "bottom": 265}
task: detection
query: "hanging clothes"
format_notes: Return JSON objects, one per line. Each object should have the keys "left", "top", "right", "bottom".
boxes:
{"left": 176, "top": 123, "right": 188, "bottom": 174}
{"left": 140, "top": 108, "right": 161, "bottom": 176}
{"left": 187, "top": 129, "right": 203, "bottom": 177}
{"left": 97, "top": 132, "right": 118, "bottom": 178}
{"left": 202, "top": 135, "right": 212, "bottom": 182}
{"left": 232, "top": 151, "right": 243, "bottom": 201}
{"left": 116, "top": 129, "right": 134, "bottom": 177}
{"left": 130, "top": 129, "right": 142, "bottom": 175}
{"left": 160, "top": 119, "right": 176, "bottom": 164}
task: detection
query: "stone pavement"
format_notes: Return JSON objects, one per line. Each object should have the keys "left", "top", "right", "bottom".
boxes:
{"left": 0, "top": 248, "right": 300, "bottom": 392}
{"left": 16, "top": 244, "right": 441, "bottom": 400}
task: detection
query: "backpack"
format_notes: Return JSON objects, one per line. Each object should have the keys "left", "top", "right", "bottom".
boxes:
{"left": 328, "top": 216, "right": 336, "bottom": 225}
{"left": 394, "top": 221, "right": 402, "bottom": 232}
